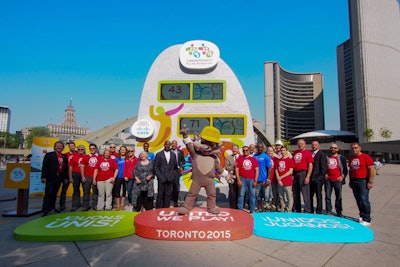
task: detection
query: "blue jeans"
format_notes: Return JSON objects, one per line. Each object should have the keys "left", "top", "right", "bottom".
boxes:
{"left": 350, "top": 178, "right": 371, "bottom": 222}
{"left": 238, "top": 176, "right": 256, "bottom": 212}
{"left": 255, "top": 181, "right": 266, "bottom": 200}
{"left": 325, "top": 180, "right": 342, "bottom": 215}
{"left": 126, "top": 179, "right": 134, "bottom": 204}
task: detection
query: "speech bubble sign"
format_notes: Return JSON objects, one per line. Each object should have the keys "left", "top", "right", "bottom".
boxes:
{"left": 14, "top": 211, "right": 138, "bottom": 242}
{"left": 252, "top": 212, "right": 374, "bottom": 243}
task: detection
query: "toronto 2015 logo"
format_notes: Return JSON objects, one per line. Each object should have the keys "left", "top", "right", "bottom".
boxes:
{"left": 185, "top": 43, "right": 214, "bottom": 58}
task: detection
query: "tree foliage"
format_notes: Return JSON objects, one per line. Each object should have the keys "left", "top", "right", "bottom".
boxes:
{"left": 0, "top": 132, "right": 23, "bottom": 148}
{"left": 25, "top": 127, "right": 51, "bottom": 149}
{"left": 363, "top": 128, "right": 375, "bottom": 142}
{"left": 379, "top": 127, "right": 392, "bottom": 140}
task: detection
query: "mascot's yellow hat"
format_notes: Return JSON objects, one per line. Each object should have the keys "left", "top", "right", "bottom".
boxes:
{"left": 201, "top": 126, "right": 221, "bottom": 144}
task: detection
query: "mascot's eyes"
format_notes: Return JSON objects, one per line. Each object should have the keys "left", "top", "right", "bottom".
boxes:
{"left": 202, "top": 140, "right": 218, "bottom": 149}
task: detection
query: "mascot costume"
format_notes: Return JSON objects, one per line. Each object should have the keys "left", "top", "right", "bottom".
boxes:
{"left": 177, "top": 125, "right": 232, "bottom": 215}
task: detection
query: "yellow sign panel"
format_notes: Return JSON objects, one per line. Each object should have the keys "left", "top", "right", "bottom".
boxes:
{"left": 61, "top": 139, "right": 90, "bottom": 154}
{"left": 4, "top": 163, "right": 31, "bottom": 189}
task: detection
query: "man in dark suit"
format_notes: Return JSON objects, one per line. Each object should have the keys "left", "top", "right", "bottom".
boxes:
{"left": 170, "top": 140, "right": 185, "bottom": 207}
{"left": 154, "top": 140, "right": 179, "bottom": 208}
{"left": 310, "top": 140, "right": 328, "bottom": 214}
{"left": 41, "top": 141, "right": 68, "bottom": 216}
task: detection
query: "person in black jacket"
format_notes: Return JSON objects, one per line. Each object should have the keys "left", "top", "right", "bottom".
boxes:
{"left": 170, "top": 140, "right": 185, "bottom": 207}
{"left": 154, "top": 140, "right": 178, "bottom": 208}
{"left": 41, "top": 141, "right": 68, "bottom": 216}
{"left": 309, "top": 140, "right": 328, "bottom": 214}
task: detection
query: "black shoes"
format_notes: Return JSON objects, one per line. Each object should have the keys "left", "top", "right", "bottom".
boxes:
{"left": 82, "top": 206, "right": 91, "bottom": 211}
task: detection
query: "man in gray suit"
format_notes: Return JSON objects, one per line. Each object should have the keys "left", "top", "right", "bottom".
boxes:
{"left": 154, "top": 140, "right": 179, "bottom": 208}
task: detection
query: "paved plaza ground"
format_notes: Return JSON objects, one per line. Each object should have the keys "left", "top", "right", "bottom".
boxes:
{"left": 0, "top": 164, "right": 399, "bottom": 267}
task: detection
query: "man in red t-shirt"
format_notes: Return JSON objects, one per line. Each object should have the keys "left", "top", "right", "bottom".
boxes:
{"left": 109, "top": 143, "right": 119, "bottom": 159}
{"left": 59, "top": 141, "right": 77, "bottom": 211}
{"left": 275, "top": 146, "right": 295, "bottom": 212}
{"left": 349, "top": 142, "right": 374, "bottom": 226}
{"left": 325, "top": 143, "right": 348, "bottom": 216}
{"left": 235, "top": 146, "right": 259, "bottom": 213}
{"left": 292, "top": 139, "right": 314, "bottom": 213}
{"left": 80, "top": 143, "right": 101, "bottom": 211}
{"left": 68, "top": 145, "right": 86, "bottom": 211}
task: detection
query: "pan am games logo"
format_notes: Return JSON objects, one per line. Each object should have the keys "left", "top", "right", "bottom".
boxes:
{"left": 185, "top": 43, "right": 214, "bottom": 58}
{"left": 179, "top": 40, "right": 220, "bottom": 70}
{"left": 14, "top": 211, "right": 137, "bottom": 241}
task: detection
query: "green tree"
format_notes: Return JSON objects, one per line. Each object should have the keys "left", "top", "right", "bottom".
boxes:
{"left": 363, "top": 128, "right": 375, "bottom": 142}
{"left": 2, "top": 133, "right": 23, "bottom": 148}
{"left": 282, "top": 139, "right": 291, "bottom": 149}
{"left": 0, "top": 132, "right": 8, "bottom": 148}
{"left": 25, "top": 127, "right": 51, "bottom": 149}
{"left": 379, "top": 127, "right": 392, "bottom": 140}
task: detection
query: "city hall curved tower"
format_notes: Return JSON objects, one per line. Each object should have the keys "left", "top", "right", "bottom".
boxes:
{"left": 264, "top": 62, "right": 324, "bottom": 142}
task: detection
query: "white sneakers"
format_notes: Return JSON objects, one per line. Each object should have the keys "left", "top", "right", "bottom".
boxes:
{"left": 359, "top": 218, "right": 372, "bottom": 227}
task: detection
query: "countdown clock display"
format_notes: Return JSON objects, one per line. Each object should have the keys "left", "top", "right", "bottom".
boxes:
{"left": 160, "top": 83, "right": 190, "bottom": 100}
{"left": 178, "top": 116, "right": 246, "bottom": 138}
{"left": 159, "top": 80, "right": 225, "bottom": 102}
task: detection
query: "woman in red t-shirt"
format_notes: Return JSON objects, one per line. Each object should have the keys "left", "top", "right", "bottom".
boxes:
{"left": 93, "top": 150, "right": 118, "bottom": 211}
{"left": 124, "top": 147, "right": 139, "bottom": 208}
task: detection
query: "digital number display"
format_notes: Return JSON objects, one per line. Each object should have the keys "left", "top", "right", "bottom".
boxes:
{"left": 179, "top": 117, "right": 211, "bottom": 135}
{"left": 213, "top": 117, "right": 245, "bottom": 135}
{"left": 193, "top": 83, "right": 224, "bottom": 100}
{"left": 160, "top": 83, "right": 190, "bottom": 100}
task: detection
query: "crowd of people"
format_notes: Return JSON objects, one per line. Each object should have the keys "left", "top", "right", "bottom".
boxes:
{"left": 40, "top": 138, "right": 376, "bottom": 227}
{"left": 225, "top": 139, "right": 375, "bottom": 227}
{"left": 41, "top": 140, "right": 184, "bottom": 216}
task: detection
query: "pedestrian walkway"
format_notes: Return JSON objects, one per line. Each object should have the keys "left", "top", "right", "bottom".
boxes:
{"left": 0, "top": 164, "right": 399, "bottom": 267}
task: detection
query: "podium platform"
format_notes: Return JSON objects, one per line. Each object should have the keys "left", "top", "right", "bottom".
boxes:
{"left": 135, "top": 207, "right": 253, "bottom": 241}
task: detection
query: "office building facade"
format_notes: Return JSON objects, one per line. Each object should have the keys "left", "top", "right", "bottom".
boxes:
{"left": 344, "top": 0, "right": 400, "bottom": 142}
{"left": 337, "top": 39, "right": 356, "bottom": 133}
{"left": 264, "top": 62, "right": 324, "bottom": 142}
{"left": 0, "top": 105, "right": 11, "bottom": 132}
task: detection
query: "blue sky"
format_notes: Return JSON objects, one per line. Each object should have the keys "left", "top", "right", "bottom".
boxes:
{"left": 0, "top": 0, "right": 350, "bottom": 133}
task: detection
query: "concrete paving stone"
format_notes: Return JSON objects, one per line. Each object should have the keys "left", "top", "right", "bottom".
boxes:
{"left": 0, "top": 243, "right": 78, "bottom": 267}
{"left": 372, "top": 213, "right": 400, "bottom": 246}
{"left": 324, "top": 240, "right": 400, "bottom": 267}
{"left": 12, "top": 251, "right": 90, "bottom": 267}
{"left": 270, "top": 242, "right": 345, "bottom": 267}
{"left": 234, "top": 235, "right": 290, "bottom": 255}
{"left": 80, "top": 235, "right": 267, "bottom": 267}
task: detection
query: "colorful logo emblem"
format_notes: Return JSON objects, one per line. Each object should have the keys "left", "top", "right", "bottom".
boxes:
{"left": 10, "top": 167, "right": 26, "bottom": 182}
{"left": 179, "top": 40, "right": 220, "bottom": 70}
{"left": 131, "top": 119, "right": 155, "bottom": 139}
